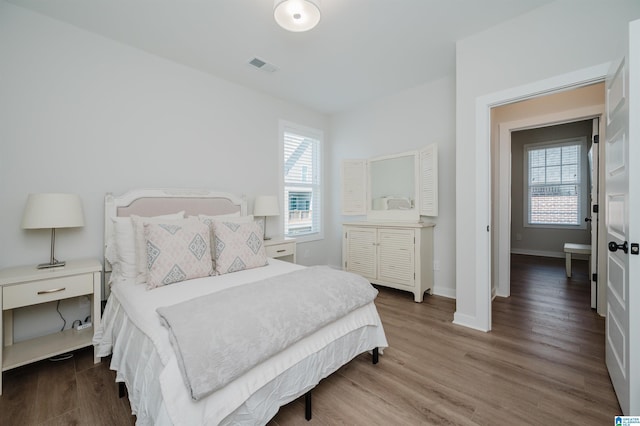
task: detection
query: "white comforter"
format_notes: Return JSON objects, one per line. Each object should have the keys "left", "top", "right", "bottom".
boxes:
{"left": 94, "top": 260, "right": 388, "bottom": 425}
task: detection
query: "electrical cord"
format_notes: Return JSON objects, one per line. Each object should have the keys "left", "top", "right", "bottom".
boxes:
{"left": 56, "top": 300, "right": 66, "bottom": 332}
{"left": 50, "top": 300, "right": 73, "bottom": 362}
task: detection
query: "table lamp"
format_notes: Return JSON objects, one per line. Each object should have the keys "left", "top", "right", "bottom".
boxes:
{"left": 253, "top": 195, "right": 280, "bottom": 240}
{"left": 21, "top": 193, "right": 85, "bottom": 269}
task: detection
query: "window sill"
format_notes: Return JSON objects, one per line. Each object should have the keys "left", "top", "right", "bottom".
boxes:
{"left": 285, "top": 232, "right": 324, "bottom": 244}
{"left": 523, "top": 223, "right": 587, "bottom": 231}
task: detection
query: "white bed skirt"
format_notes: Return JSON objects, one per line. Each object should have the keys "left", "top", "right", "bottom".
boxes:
{"left": 95, "top": 287, "right": 387, "bottom": 425}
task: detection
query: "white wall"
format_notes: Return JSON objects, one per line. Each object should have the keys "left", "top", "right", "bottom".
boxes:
{"left": 0, "top": 2, "right": 329, "bottom": 341}
{"left": 329, "top": 76, "right": 456, "bottom": 298}
{"left": 455, "top": 0, "right": 640, "bottom": 330}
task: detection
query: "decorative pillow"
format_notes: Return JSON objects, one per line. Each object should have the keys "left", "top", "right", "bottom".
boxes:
{"left": 144, "top": 218, "right": 213, "bottom": 289}
{"left": 198, "top": 215, "right": 256, "bottom": 270}
{"left": 212, "top": 220, "right": 268, "bottom": 275}
{"left": 131, "top": 212, "right": 185, "bottom": 284}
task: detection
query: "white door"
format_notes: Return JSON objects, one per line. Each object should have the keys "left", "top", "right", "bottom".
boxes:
{"left": 604, "top": 19, "right": 639, "bottom": 415}
{"left": 589, "top": 118, "right": 599, "bottom": 309}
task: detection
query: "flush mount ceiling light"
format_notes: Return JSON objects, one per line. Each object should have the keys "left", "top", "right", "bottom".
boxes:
{"left": 274, "top": 0, "right": 321, "bottom": 32}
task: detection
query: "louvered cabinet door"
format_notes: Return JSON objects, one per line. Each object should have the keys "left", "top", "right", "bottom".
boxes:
{"left": 341, "top": 159, "right": 367, "bottom": 215}
{"left": 377, "top": 229, "right": 415, "bottom": 288}
{"left": 419, "top": 144, "right": 438, "bottom": 217}
{"left": 344, "top": 227, "right": 377, "bottom": 280}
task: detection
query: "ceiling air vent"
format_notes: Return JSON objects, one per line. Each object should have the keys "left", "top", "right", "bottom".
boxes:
{"left": 248, "top": 57, "right": 278, "bottom": 73}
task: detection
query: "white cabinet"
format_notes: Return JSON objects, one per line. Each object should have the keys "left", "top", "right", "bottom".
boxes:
{"left": 0, "top": 259, "right": 102, "bottom": 395}
{"left": 264, "top": 238, "right": 297, "bottom": 263}
{"left": 343, "top": 222, "right": 434, "bottom": 302}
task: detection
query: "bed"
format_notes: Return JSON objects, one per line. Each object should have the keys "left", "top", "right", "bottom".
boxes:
{"left": 93, "top": 188, "right": 388, "bottom": 425}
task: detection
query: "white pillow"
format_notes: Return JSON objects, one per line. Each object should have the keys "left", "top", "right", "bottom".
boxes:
{"left": 109, "top": 217, "right": 137, "bottom": 280}
{"left": 129, "top": 211, "right": 186, "bottom": 284}
{"left": 145, "top": 218, "right": 213, "bottom": 289}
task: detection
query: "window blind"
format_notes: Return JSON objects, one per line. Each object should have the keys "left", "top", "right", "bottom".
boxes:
{"left": 526, "top": 143, "right": 581, "bottom": 226}
{"left": 283, "top": 128, "right": 321, "bottom": 239}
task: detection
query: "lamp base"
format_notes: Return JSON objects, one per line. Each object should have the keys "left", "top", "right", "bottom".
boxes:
{"left": 37, "top": 260, "right": 66, "bottom": 269}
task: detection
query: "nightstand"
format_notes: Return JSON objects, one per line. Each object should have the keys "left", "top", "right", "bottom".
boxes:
{"left": 0, "top": 258, "right": 102, "bottom": 395}
{"left": 264, "top": 238, "right": 297, "bottom": 263}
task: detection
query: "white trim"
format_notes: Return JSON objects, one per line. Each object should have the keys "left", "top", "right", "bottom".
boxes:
{"left": 453, "top": 312, "right": 489, "bottom": 332}
{"left": 471, "top": 62, "right": 610, "bottom": 331}
{"left": 432, "top": 286, "right": 456, "bottom": 299}
{"left": 510, "top": 248, "right": 588, "bottom": 260}
{"left": 279, "top": 120, "right": 325, "bottom": 243}
{"left": 522, "top": 137, "right": 588, "bottom": 230}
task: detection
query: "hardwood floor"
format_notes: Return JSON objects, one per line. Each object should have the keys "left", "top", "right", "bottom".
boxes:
{"left": 0, "top": 254, "right": 620, "bottom": 425}
{"left": 0, "top": 346, "right": 134, "bottom": 425}
{"left": 271, "top": 255, "right": 620, "bottom": 425}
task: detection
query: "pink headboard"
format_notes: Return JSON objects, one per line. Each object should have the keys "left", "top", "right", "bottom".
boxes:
{"left": 116, "top": 197, "right": 241, "bottom": 218}
{"left": 103, "top": 189, "right": 247, "bottom": 289}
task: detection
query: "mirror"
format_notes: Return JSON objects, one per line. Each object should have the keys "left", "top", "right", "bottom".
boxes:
{"left": 370, "top": 154, "right": 415, "bottom": 211}
{"left": 367, "top": 150, "right": 420, "bottom": 222}
{"left": 341, "top": 144, "right": 437, "bottom": 221}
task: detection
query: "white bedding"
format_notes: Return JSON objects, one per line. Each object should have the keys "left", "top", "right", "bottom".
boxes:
{"left": 94, "top": 259, "right": 388, "bottom": 425}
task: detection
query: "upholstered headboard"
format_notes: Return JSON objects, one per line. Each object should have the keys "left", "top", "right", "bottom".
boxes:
{"left": 103, "top": 188, "right": 247, "bottom": 297}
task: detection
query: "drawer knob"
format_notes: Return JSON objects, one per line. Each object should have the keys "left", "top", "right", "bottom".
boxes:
{"left": 37, "top": 287, "right": 66, "bottom": 295}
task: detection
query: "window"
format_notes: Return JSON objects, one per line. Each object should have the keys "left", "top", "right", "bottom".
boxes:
{"left": 280, "top": 121, "right": 323, "bottom": 241}
{"left": 524, "top": 138, "right": 586, "bottom": 228}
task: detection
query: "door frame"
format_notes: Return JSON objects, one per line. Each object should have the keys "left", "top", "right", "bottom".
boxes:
{"left": 475, "top": 62, "right": 611, "bottom": 330}
{"left": 494, "top": 105, "right": 605, "bottom": 314}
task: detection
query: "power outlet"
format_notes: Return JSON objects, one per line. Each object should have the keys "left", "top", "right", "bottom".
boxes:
{"left": 433, "top": 260, "right": 440, "bottom": 271}
{"left": 75, "top": 322, "right": 92, "bottom": 331}
{"left": 516, "top": 233, "right": 522, "bottom": 241}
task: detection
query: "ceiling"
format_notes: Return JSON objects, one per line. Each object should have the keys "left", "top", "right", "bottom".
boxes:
{"left": 7, "top": 0, "right": 554, "bottom": 114}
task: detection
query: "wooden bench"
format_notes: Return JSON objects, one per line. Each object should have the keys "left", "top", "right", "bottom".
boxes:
{"left": 563, "top": 243, "right": 591, "bottom": 278}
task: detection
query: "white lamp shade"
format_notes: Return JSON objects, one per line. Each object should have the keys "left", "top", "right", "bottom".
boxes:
{"left": 274, "top": 0, "right": 321, "bottom": 32}
{"left": 253, "top": 196, "right": 280, "bottom": 217}
{"left": 21, "top": 193, "right": 85, "bottom": 229}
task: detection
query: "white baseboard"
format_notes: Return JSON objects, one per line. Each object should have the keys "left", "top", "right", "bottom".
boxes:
{"left": 432, "top": 286, "right": 456, "bottom": 299}
{"left": 510, "top": 248, "right": 590, "bottom": 260}
{"left": 510, "top": 248, "right": 564, "bottom": 258}
{"left": 452, "top": 312, "right": 489, "bottom": 332}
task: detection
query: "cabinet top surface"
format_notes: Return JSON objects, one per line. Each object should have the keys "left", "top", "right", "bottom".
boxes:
{"left": 0, "top": 258, "right": 102, "bottom": 285}
{"left": 343, "top": 221, "right": 435, "bottom": 229}
{"left": 264, "top": 237, "right": 296, "bottom": 246}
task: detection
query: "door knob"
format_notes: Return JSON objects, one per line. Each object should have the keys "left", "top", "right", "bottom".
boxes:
{"left": 584, "top": 217, "right": 592, "bottom": 222}
{"left": 608, "top": 241, "right": 628, "bottom": 254}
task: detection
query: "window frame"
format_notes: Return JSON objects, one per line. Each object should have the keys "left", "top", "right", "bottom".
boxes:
{"left": 522, "top": 137, "right": 588, "bottom": 230}
{"left": 279, "top": 120, "right": 324, "bottom": 243}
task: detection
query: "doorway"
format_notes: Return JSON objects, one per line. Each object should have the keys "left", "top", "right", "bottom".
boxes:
{"left": 490, "top": 83, "right": 605, "bottom": 315}
{"left": 508, "top": 120, "right": 595, "bottom": 307}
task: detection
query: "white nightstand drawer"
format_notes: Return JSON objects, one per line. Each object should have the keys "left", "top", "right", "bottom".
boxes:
{"left": 3, "top": 274, "right": 93, "bottom": 310}
{"left": 266, "top": 243, "right": 295, "bottom": 258}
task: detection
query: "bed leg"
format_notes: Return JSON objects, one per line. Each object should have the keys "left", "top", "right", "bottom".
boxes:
{"left": 372, "top": 347, "right": 379, "bottom": 364}
{"left": 305, "top": 390, "right": 312, "bottom": 421}
{"left": 118, "top": 382, "right": 126, "bottom": 398}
